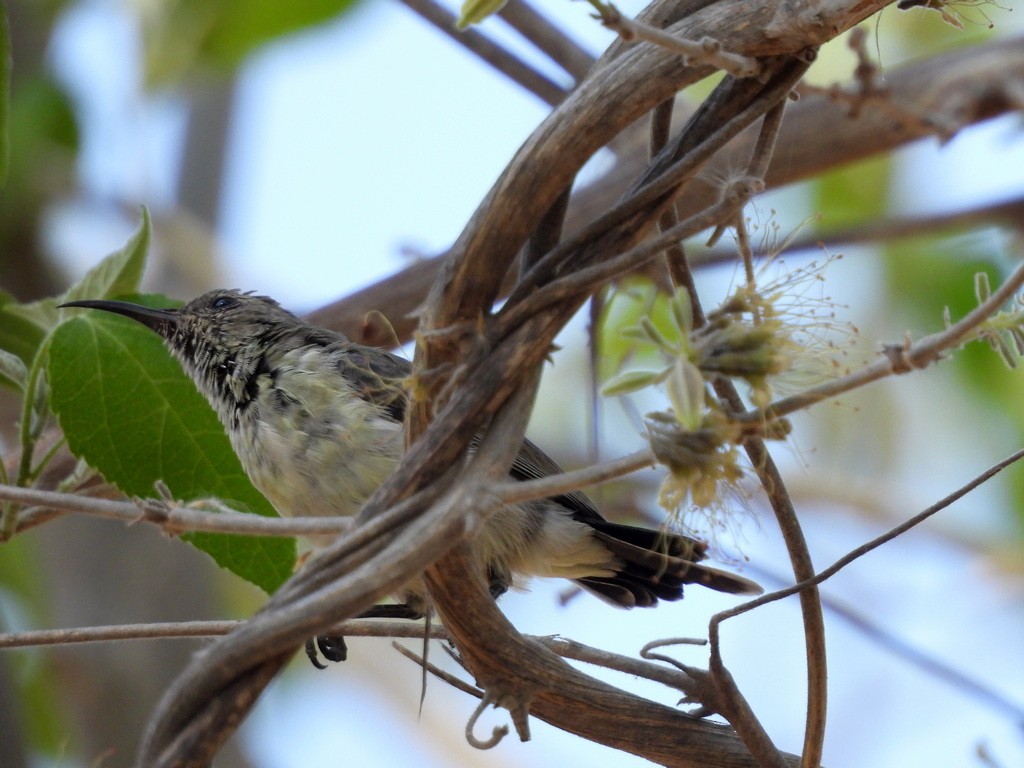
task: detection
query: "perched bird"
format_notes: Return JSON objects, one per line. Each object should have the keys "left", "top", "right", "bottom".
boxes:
{"left": 61, "top": 289, "right": 760, "bottom": 665}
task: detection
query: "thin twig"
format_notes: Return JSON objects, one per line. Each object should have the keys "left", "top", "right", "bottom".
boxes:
{"left": 497, "top": 179, "right": 762, "bottom": 336}
{"left": 303, "top": 37, "right": 1024, "bottom": 347}
{"left": 592, "top": 2, "right": 761, "bottom": 79}
{"left": 492, "top": 448, "right": 655, "bottom": 506}
{"left": 498, "top": 1, "right": 595, "bottom": 81}
{"left": 745, "top": 561, "right": 1024, "bottom": 726}
{"left": 0, "top": 619, "right": 448, "bottom": 650}
{"left": 793, "top": 24, "right": 957, "bottom": 141}
{"left": 700, "top": 194, "right": 1024, "bottom": 264}
{"left": 647, "top": 75, "right": 822, "bottom": 767}
{"left": 392, "top": 641, "right": 485, "bottom": 698}
{"left": 709, "top": 446, "right": 1024, "bottom": 660}
{"left": 0, "top": 483, "right": 350, "bottom": 538}
{"left": 650, "top": 96, "right": 707, "bottom": 328}
{"left": 507, "top": 58, "right": 809, "bottom": 307}
{"left": 739, "top": 254, "right": 1024, "bottom": 426}
{"left": 398, "top": 0, "right": 568, "bottom": 107}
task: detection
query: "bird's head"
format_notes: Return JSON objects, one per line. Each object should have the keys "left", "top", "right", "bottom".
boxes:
{"left": 61, "top": 289, "right": 304, "bottom": 414}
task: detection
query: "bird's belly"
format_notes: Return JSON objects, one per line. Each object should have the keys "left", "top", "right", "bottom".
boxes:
{"left": 231, "top": 406, "right": 403, "bottom": 519}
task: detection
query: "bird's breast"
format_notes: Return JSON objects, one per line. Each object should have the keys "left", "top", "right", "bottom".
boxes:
{"left": 229, "top": 362, "right": 404, "bottom": 519}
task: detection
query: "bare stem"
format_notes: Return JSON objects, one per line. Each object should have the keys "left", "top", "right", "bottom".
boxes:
{"left": 492, "top": 448, "right": 656, "bottom": 505}
{"left": 740, "top": 254, "right": 1024, "bottom": 426}
{"left": 709, "top": 446, "right": 1024, "bottom": 658}
{"left": 398, "top": 0, "right": 568, "bottom": 107}
{"left": 592, "top": 2, "right": 761, "bottom": 78}
{"left": 0, "top": 483, "right": 349, "bottom": 538}
{"left": 498, "top": 1, "right": 595, "bottom": 81}
{"left": 0, "top": 619, "right": 447, "bottom": 650}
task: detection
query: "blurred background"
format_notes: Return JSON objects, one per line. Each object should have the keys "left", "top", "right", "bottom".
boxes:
{"left": 1, "top": 1, "right": 1023, "bottom": 766}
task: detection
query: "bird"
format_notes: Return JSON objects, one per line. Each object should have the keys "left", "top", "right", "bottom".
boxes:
{"left": 61, "top": 289, "right": 761, "bottom": 666}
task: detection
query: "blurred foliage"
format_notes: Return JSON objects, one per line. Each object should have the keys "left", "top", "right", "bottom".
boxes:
{"left": 597, "top": 279, "right": 683, "bottom": 381}
{"left": 138, "top": 0, "right": 362, "bottom": 85}
{"left": 812, "top": 155, "right": 892, "bottom": 230}
{"left": 0, "top": 534, "right": 66, "bottom": 755}
{"left": 0, "top": 3, "right": 362, "bottom": 759}
{"left": 884, "top": 233, "right": 1024, "bottom": 527}
{"left": 0, "top": 6, "right": 10, "bottom": 185}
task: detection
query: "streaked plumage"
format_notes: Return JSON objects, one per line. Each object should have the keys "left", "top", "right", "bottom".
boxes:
{"left": 62, "top": 290, "right": 760, "bottom": 634}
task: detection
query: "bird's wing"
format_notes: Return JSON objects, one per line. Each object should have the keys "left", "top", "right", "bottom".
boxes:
{"left": 333, "top": 342, "right": 603, "bottom": 522}
{"left": 509, "top": 438, "right": 604, "bottom": 521}
{"left": 334, "top": 343, "right": 411, "bottom": 423}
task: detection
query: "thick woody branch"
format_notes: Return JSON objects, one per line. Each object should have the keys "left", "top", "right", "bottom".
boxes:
{"left": 410, "top": 5, "right": 875, "bottom": 768}
{"left": 307, "top": 34, "right": 1024, "bottom": 344}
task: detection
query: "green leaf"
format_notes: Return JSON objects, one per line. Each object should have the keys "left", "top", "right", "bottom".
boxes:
{"left": 0, "top": 209, "right": 152, "bottom": 368}
{"left": 457, "top": 0, "right": 508, "bottom": 28}
{"left": 812, "top": 155, "right": 892, "bottom": 230}
{"left": 48, "top": 312, "right": 295, "bottom": 593}
{"left": 62, "top": 207, "right": 150, "bottom": 305}
{"left": 0, "top": 304, "right": 45, "bottom": 369}
{"left": 602, "top": 368, "right": 669, "bottom": 397}
{"left": 0, "top": 348, "right": 26, "bottom": 391}
{"left": 598, "top": 278, "right": 683, "bottom": 379}
{"left": 145, "top": 0, "right": 361, "bottom": 84}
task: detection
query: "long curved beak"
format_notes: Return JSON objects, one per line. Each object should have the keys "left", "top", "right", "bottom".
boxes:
{"left": 59, "top": 299, "right": 179, "bottom": 338}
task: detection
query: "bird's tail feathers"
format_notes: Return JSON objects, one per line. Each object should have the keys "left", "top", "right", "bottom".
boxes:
{"left": 575, "top": 519, "right": 762, "bottom": 608}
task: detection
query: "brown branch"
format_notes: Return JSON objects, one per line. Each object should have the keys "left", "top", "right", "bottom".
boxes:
{"left": 636, "top": 64, "right": 824, "bottom": 767}
{"left": 720, "top": 194, "right": 1024, "bottom": 260}
{"left": 722, "top": 89, "right": 829, "bottom": 768}
{"left": 0, "top": 482, "right": 351, "bottom": 538}
{"left": 709, "top": 446, "right": 1024, "bottom": 669}
{"left": 306, "top": 34, "right": 1024, "bottom": 346}
{"left": 594, "top": 2, "right": 762, "bottom": 78}
{"left": 398, "top": 0, "right": 569, "bottom": 107}
{"left": 0, "top": 619, "right": 447, "bottom": 650}
{"left": 136, "top": 3, "right": 959, "bottom": 766}
{"left": 413, "top": 29, "right": 817, "bottom": 768}
{"left": 498, "top": 1, "right": 595, "bottom": 81}
{"left": 738, "top": 252, "right": 1024, "bottom": 426}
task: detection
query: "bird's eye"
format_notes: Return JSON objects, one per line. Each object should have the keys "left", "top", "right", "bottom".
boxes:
{"left": 211, "top": 296, "right": 236, "bottom": 310}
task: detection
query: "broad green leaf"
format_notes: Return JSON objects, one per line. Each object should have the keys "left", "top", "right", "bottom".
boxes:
{"left": 48, "top": 312, "right": 295, "bottom": 593}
